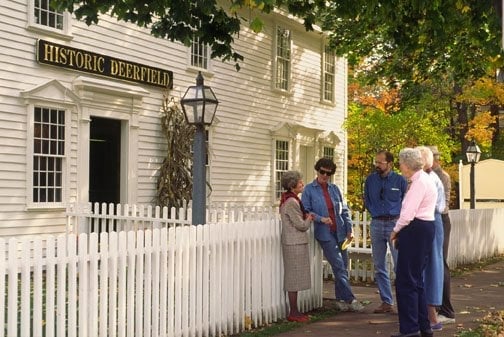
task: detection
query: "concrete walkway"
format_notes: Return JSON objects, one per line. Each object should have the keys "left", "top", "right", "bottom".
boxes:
{"left": 276, "top": 259, "right": 504, "bottom": 337}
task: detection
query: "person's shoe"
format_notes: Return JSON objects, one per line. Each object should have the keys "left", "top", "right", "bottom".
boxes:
{"left": 334, "top": 300, "right": 350, "bottom": 311}
{"left": 348, "top": 299, "right": 364, "bottom": 312}
{"left": 287, "top": 314, "right": 309, "bottom": 323}
{"left": 373, "top": 302, "right": 396, "bottom": 314}
{"left": 430, "top": 322, "right": 443, "bottom": 331}
{"left": 390, "top": 332, "right": 420, "bottom": 337}
{"left": 437, "top": 314, "right": 456, "bottom": 324}
{"left": 420, "top": 329, "right": 434, "bottom": 337}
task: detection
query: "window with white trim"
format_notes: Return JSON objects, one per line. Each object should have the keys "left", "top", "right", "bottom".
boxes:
{"left": 275, "top": 140, "right": 289, "bottom": 199}
{"left": 322, "top": 45, "right": 336, "bottom": 103}
{"left": 27, "top": 0, "right": 72, "bottom": 36}
{"left": 191, "top": 36, "right": 210, "bottom": 70}
{"left": 323, "top": 146, "right": 335, "bottom": 160}
{"left": 32, "top": 106, "right": 66, "bottom": 204}
{"left": 323, "top": 146, "right": 335, "bottom": 182}
{"left": 275, "top": 27, "right": 291, "bottom": 91}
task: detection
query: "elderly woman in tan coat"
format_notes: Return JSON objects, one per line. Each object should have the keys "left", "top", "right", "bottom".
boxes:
{"left": 280, "top": 171, "right": 314, "bottom": 322}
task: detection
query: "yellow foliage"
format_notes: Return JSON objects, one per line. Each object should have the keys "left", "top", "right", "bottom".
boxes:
{"left": 465, "top": 111, "right": 497, "bottom": 147}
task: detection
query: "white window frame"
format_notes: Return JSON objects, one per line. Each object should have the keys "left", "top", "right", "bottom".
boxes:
{"left": 27, "top": 0, "right": 72, "bottom": 39}
{"left": 321, "top": 43, "right": 336, "bottom": 104}
{"left": 273, "top": 26, "right": 292, "bottom": 93}
{"left": 188, "top": 35, "right": 212, "bottom": 73}
{"left": 26, "top": 104, "right": 71, "bottom": 209}
{"left": 274, "top": 139, "right": 290, "bottom": 200}
{"left": 322, "top": 146, "right": 336, "bottom": 183}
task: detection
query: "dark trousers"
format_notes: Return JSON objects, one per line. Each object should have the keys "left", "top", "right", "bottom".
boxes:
{"left": 439, "top": 213, "right": 455, "bottom": 318}
{"left": 395, "top": 218, "right": 435, "bottom": 334}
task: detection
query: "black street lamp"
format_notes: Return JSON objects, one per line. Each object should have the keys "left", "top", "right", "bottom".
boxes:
{"left": 465, "top": 140, "right": 481, "bottom": 209}
{"left": 180, "top": 71, "right": 218, "bottom": 225}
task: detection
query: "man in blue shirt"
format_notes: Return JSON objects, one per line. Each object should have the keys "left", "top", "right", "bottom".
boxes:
{"left": 364, "top": 150, "right": 408, "bottom": 314}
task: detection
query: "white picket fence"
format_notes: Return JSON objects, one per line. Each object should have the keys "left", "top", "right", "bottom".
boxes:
{"left": 66, "top": 203, "right": 377, "bottom": 282}
{"left": 1, "top": 212, "right": 324, "bottom": 337}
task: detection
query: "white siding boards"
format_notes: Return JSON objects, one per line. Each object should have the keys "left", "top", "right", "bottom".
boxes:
{"left": 0, "top": 1, "right": 348, "bottom": 236}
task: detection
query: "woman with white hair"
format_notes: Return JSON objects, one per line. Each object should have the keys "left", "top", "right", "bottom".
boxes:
{"left": 390, "top": 148, "right": 437, "bottom": 337}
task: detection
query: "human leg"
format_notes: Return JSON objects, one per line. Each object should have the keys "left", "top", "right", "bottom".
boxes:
{"left": 318, "top": 237, "right": 354, "bottom": 302}
{"left": 287, "top": 291, "right": 308, "bottom": 321}
{"left": 395, "top": 219, "right": 435, "bottom": 335}
{"left": 439, "top": 213, "right": 455, "bottom": 319}
{"left": 371, "top": 219, "right": 395, "bottom": 309}
{"left": 424, "top": 213, "right": 444, "bottom": 325}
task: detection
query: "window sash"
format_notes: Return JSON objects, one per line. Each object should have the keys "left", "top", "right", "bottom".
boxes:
{"left": 191, "top": 37, "right": 209, "bottom": 69}
{"left": 275, "top": 27, "right": 291, "bottom": 91}
{"left": 323, "top": 46, "right": 336, "bottom": 102}
{"left": 275, "top": 140, "right": 289, "bottom": 199}
{"left": 34, "top": 0, "right": 64, "bottom": 30}
{"left": 32, "top": 107, "right": 66, "bottom": 204}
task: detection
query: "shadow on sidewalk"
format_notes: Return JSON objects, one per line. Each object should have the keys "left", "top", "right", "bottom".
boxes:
{"left": 257, "top": 258, "right": 504, "bottom": 337}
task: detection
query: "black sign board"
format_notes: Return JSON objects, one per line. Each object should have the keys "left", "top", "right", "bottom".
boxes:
{"left": 37, "top": 39, "right": 173, "bottom": 89}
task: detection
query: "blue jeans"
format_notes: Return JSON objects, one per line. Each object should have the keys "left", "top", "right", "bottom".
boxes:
{"left": 318, "top": 233, "right": 355, "bottom": 302}
{"left": 371, "top": 219, "right": 398, "bottom": 305}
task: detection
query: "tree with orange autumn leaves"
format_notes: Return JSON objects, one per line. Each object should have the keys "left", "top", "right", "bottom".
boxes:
{"left": 344, "top": 75, "right": 502, "bottom": 211}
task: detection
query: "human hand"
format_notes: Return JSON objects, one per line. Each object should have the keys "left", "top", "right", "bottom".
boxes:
{"left": 321, "top": 217, "right": 333, "bottom": 225}
{"left": 390, "top": 231, "right": 399, "bottom": 249}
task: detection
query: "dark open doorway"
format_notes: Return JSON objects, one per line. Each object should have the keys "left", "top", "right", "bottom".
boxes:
{"left": 89, "top": 116, "right": 121, "bottom": 205}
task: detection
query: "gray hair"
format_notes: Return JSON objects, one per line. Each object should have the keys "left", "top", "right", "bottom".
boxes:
{"left": 416, "top": 146, "right": 433, "bottom": 169}
{"left": 281, "top": 171, "right": 302, "bottom": 191}
{"left": 399, "top": 148, "right": 424, "bottom": 172}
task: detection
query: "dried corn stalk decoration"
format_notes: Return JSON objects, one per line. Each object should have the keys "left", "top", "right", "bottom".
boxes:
{"left": 156, "top": 92, "right": 195, "bottom": 210}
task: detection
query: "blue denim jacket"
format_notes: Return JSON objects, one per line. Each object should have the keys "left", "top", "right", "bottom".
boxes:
{"left": 301, "top": 179, "right": 352, "bottom": 243}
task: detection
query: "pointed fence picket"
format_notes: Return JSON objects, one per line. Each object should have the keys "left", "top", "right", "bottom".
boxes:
{"left": 1, "top": 214, "right": 324, "bottom": 337}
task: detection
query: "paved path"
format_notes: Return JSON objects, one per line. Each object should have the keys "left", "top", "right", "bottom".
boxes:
{"left": 276, "top": 259, "right": 504, "bottom": 337}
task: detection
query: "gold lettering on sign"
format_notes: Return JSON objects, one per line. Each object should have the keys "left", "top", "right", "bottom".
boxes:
{"left": 37, "top": 40, "right": 173, "bottom": 88}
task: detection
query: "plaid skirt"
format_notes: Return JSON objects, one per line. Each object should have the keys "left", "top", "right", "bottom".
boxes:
{"left": 282, "top": 243, "right": 311, "bottom": 291}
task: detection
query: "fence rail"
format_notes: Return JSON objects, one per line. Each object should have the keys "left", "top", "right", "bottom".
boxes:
{"left": 2, "top": 213, "right": 324, "bottom": 337}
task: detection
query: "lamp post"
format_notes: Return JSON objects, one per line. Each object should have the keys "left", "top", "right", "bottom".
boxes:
{"left": 180, "top": 71, "right": 218, "bottom": 225}
{"left": 465, "top": 140, "right": 481, "bottom": 209}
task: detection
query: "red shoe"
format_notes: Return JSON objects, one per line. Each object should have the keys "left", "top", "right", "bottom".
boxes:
{"left": 287, "top": 314, "right": 309, "bottom": 323}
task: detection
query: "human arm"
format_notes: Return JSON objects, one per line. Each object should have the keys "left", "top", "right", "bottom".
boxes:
{"left": 283, "top": 198, "right": 313, "bottom": 232}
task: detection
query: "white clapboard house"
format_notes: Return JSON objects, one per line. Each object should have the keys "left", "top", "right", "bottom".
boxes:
{"left": 0, "top": 1, "right": 348, "bottom": 237}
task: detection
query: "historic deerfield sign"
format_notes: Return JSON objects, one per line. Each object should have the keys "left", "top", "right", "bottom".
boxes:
{"left": 37, "top": 39, "right": 173, "bottom": 89}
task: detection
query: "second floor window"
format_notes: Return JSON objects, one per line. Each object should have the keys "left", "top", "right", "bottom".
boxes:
{"left": 275, "top": 27, "right": 291, "bottom": 91}
{"left": 34, "top": 0, "right": 64, "bottom": 30}
{"left": 191, "top": 36, "right": 209, "bottom": 70}
{"left": 323, "top": 45, "right": 336, "bottom": 103}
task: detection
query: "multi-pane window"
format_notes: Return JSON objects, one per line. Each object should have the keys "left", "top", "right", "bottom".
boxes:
{"left": 34, "top": 0, "right": 64, "bottom": 30}
{"left": 275, "top": 27, "right": 291, "bottom": 91}
{"left": 191, "top": 36, "right": 209, "bottom": 69}
{"left": 33, "top": 107, "right": 65, "bottom": 203}
{"left": 323, "top": 146, "right": 335, "bottom": 160}
{"left": 275, "top": 140, "right": 289, "bottom": 199}
{"left": 323, "top": 45, "right": 336, "bottom": 102}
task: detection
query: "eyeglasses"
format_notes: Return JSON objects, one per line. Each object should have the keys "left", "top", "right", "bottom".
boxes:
{"left": 374, "top": 161, "right": 388, "bottom": 165}
{"left": 318, "top": 169, "right": 333, "bottom": 176}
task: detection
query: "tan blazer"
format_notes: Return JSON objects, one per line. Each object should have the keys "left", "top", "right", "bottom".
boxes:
{"left": 280, "top": 198, "right": 312, "bottom": 245}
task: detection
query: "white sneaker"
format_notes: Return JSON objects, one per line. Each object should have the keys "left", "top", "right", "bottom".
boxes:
{"left": 437, "top": 314, "right": 456, "bottom": 324}
{"left": 335, "top": 301, "right": 350, "bottom": 311}
{"left": 348, "top": 299, "right": 364, "bottom": 312}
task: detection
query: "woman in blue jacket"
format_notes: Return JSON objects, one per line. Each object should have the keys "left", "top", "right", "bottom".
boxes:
{"left": 301, "top": 157, "right": 363, "bottom": 312}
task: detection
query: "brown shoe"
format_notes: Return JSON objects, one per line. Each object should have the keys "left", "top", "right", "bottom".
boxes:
{"left": 374, "top": 302, "right": 395, "bottom": 314}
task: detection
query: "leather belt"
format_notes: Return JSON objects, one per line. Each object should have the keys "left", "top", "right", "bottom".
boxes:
{"left": 373, "top": 215, "right": 399, "bottom": 221}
